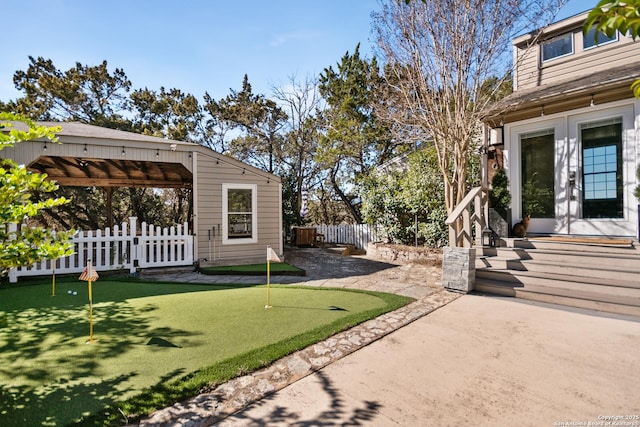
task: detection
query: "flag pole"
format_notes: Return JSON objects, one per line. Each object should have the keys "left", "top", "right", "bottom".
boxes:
{"left": 51, "top": 228, "right": 57, "bottom": 296}
{"left": 51, "top": 262, "right": 56, "bottom": 296}
{"left": 265, "top": 246, "right": 272, "bottom": 309}
{"left": 86, "top": 259, "right": 96, "bottom": 344}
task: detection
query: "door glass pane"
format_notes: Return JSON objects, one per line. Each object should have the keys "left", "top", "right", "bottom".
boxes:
{"left": 521, "top": 131, "right": 555, "bottom": 218}
{"left": 581, "top": 121, "right": 622, "bottom": 218}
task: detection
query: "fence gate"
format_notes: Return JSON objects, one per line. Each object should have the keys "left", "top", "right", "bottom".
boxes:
{"left": 8, "top": 217, "right": 194, "bottom": 283}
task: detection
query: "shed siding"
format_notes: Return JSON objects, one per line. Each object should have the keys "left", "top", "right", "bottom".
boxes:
{"left": 194, "top": 152, "right": 281, "bottom": 262}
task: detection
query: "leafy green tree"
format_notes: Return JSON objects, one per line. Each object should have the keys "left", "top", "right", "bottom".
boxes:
{"left": 9, "top": 56, "right": 132, "bottom": 129}
{"left": 489, "top": 168, "right": 511, "bottom": 217}
{"left": 5, "top": 58, "right": 195, "bottom": 229}
{"left": 361, "top": 146, "right": 448, "bottom": 247}
{"left": 130, "top": 86, "right": 203, "bottom": 142}
{"left": 203, "top": 75, "right": 287, "bottom": 174}
{"left": 318, "top": 45, "right": 401, "bottom": 223}
{"left": 0, "top": 113, "right": 74, "bottom": 276}
{"left": 33, "top": 187, "right": 106, "bottom": 230}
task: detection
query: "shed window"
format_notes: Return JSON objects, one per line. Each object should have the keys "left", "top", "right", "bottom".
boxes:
{"left": 541, "top": 33, "right": 573, "bottom": 62}
{"left": 222, "top": 183, "right": 258, "bottom": 244}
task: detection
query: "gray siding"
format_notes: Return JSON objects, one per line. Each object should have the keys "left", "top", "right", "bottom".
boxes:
{"left": 516, "top": 29, "right": 639, "bottom": 91}
{"left": 194, "top": 151, "right": 282, "bottom": 262}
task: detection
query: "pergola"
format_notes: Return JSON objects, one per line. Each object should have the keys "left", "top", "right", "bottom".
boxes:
{"left": 28, "top": 155, "right": 194, "bottom": 228}
{"left": 0, "top": 121, "right": 196, "bottom": 229}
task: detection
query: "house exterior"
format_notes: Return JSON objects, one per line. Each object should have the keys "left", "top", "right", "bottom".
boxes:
{"left": 0, "top": 121, "right": 283, "bottom": 265}
{"left": 482, "top": 10, "right": 640, "bottom": 238}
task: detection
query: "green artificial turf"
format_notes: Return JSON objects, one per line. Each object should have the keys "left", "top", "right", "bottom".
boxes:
{"left": 198, "top": 262, "right": 306, "bottom": 276}
{"left": 0, "top": 278, "right": 412, "bottom": 426}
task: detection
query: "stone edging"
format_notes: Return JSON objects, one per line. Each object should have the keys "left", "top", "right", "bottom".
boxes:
{"left": 366, "top": 243, "right": 443, "bottom": 265}
{"left": 137, "top": 289, "right": 461, "bottom": 427}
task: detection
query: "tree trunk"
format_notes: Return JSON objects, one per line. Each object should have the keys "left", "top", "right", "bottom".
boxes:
{"left": 330, "top": 170, "right": 362, "bottom": 223}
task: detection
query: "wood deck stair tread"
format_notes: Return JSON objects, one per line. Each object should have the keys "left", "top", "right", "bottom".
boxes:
{"left": 476, "top": 267, "right": 640, "bottom": 289}
{"left": 528, "top": 236, "right": 634, "bottom": 246}
{"left": 474, "top": 238, "right": 640, "bottom": 316}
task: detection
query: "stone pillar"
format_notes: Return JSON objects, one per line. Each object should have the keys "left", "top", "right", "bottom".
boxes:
{"left": 442, "top": 247, "right": 475, "bottom": 293}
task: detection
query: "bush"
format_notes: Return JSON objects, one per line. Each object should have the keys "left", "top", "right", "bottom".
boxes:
{"left": 489, "top": 168, "right": 511, "bottom": 216}
{"left": 361, "top": 146, "right": 448, "bottom": 247}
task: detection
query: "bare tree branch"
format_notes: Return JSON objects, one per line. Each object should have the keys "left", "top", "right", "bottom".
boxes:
{"left": 373, "top": 0, "right": 566, "bottom": 214}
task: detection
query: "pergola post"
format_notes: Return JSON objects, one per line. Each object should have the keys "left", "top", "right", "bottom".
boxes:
{"left": 103, "top": 187, "right": 115, "bottom": 229}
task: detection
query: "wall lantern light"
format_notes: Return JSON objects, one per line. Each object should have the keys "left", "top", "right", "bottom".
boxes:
{"left": 489, "top": 126, "right": 504, "bottom": 147}
{"left": 481, "top": 227, "right": 496, "bottom": 248}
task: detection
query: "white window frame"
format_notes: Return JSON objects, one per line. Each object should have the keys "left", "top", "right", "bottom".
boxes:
{"left": 222, "top": 183, "right": 258, "bottom": 245}
{"left": 541, "top": 32, "right": 574, "bottom": 63}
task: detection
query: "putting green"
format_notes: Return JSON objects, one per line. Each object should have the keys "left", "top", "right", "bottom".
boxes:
{"left": 0, "top": 280, "right": 407, "bottom": 426}
{"left": 198, "top": 261, "right": 306, "bottom": 275}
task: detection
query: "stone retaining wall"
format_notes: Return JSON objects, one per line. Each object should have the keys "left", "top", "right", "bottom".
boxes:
{"left": 366, "top": 242, "right": 442, "bottom": 265}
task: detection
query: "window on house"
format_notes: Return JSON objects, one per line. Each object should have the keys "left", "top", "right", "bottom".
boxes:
{"left": 541, "top": 33, "right": 573, "bottom": 62}
{"left": 583, "top": 26, "right": 618, "bottom": 49}
{"left": 222, "top": 183, "right": 258, "bottom": 244}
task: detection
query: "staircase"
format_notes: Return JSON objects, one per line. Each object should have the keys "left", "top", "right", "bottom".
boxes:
{"left": 475, "top": 237, "right": 640, "bottom": 317}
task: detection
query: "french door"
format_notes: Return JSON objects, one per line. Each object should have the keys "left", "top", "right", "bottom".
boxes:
{"left": 510, "top": 105, "right": 636, "bottom": 237}
{"left": 568, "top": 111, "right": 634, "bottom": 236}
{"left": 511, "top": 119, "right": 567, "bottom": 235}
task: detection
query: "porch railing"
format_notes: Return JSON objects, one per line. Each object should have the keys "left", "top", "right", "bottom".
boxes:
{"left": 8, "top": 217, "right": 194, "bottom": 283}
{"left": 444, "top": 187, "right": 488, "bottom": 248}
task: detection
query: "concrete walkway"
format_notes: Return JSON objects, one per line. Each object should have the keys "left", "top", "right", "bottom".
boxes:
{"left": 215, "top": 295, "right": 640, "bottom": 427}
{"left": 136, "top": 248, "right": 640, "bottom": 426}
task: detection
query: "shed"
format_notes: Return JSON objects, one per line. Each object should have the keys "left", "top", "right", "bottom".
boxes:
{"left": 1, "top": 121, "right": 283, "bottom": 266}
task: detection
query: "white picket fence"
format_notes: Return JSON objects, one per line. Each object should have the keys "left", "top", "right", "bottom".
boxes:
{"left": 8, "top": 217, "right": 194, "bottom": 283}
{"left": 313, "top": 223, "right": 380, "bottom": 249}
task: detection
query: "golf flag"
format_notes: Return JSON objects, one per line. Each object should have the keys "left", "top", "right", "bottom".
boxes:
{"left": 267, "top": 246, "right": 281, "bottom": 263}
{"left": 79, "top": 265, "right": 99, "bottom": 282}
{"left": 265, "top": 246, "right": 280, "bottom": 309}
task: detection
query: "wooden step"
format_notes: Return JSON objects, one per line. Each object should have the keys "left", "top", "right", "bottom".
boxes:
{"left": 477, "top": 257, "right": 640, "bottom": 281}
{"left": 479, "top": 247, "right": 640, "bottom": 270}
{"left": 477, "top": 267, "right": 640, "bottom": 290}
{"left": 474, "top": 238, "right": 640, "bottom": 317}
{"left": 475, "top": 278, "right": 640, "bottom": 317}
{"left": 503, "top": 237, "right": 640, "bottom": 254}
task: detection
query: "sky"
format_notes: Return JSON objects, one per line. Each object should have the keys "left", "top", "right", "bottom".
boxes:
{"left": 1, "top": 0, "right": 592, "bottom": 105}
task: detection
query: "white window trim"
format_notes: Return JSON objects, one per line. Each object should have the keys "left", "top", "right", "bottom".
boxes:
{"left": 541, "top": 32, "right": 574, "bottom": 63}
{"left": 222, "top": 183, "right": 258, "bottom": 245}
